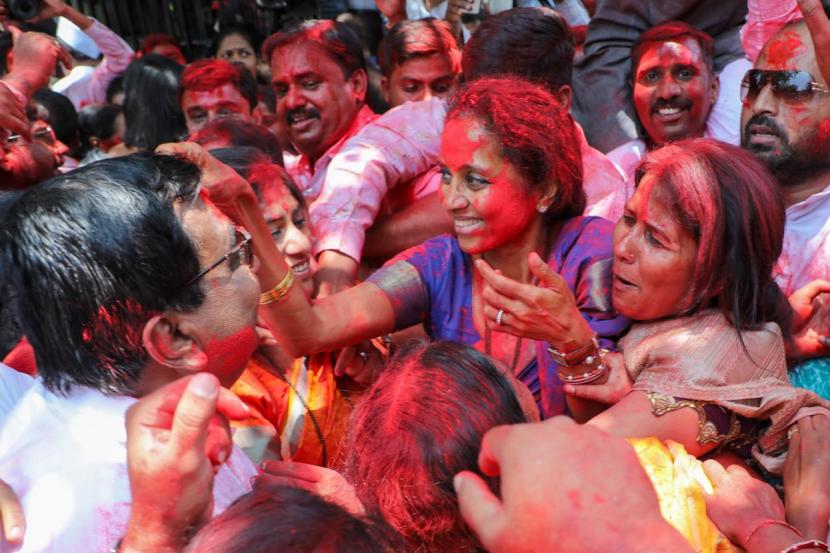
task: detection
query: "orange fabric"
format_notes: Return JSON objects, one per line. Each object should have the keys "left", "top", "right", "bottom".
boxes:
{"left": 231, "top": 354, "right": 358, "bottom": 467}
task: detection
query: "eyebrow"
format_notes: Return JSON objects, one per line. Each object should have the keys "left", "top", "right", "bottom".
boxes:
{"left": 272, "top": 71, "right": 320, "bottom": 85}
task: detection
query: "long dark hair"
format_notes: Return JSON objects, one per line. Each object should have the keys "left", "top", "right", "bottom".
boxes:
{"left": 123, "top": 54, "right": 187, "bottom": 150}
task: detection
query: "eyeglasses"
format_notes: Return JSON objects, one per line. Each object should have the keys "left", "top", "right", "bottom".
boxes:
{"left": 7, "top": 126, "right": 58, "bottom": 147}
{"left": 741, "top": 69, "right": 830, "bottom": 103}
{"left": 183, "top": 225, "right": 253, "bottom": 288}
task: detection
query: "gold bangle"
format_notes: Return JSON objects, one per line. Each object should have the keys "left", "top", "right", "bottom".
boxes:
{"left": 260, "top": 269, "right": 295, "bottom": 305}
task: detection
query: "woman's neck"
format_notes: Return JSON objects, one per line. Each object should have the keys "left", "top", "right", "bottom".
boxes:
{"left": 481, "top": 217, "right": 547, "bottom": 283}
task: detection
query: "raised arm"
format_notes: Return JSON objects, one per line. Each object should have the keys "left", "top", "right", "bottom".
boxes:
{"left": 158, "top": 143, "right": 397, "bottom": 359}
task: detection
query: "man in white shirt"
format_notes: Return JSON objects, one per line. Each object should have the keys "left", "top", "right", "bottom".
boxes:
{"left": 0, "top": 154, "right": 260, "bottom": 552}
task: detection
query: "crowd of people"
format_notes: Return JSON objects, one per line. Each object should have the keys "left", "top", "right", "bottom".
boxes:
{"left": 1, "top": 0, "right": 830, "bottom": 551}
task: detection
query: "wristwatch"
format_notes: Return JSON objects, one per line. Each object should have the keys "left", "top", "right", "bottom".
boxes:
{"left": 547, "top": 336, "right": 600, "bottom": 367}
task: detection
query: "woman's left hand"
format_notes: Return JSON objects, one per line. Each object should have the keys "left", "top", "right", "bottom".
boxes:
{"left": 476, "top": 252, "right": 593, "bottom": 348}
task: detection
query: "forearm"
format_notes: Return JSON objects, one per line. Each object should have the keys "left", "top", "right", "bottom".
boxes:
{"left": 566, "top": 395, "right": 608, "bottom": 423}
{"left": 56, "top": 3, "right": 93, "bottom": 30}
{"left": 788, "top": 508, "right": 830, "bottom": 541}
{"left": 363, "top": 193, "right": 452, "bottom": 261}
{"left": 236, "top": 195, "right": 395, "bottom": 356}
{"left": 314, "top": 250, "right": 359, "bottom": 296}
{"left": 745, "top": 524, "right": 825, "bottom": 553}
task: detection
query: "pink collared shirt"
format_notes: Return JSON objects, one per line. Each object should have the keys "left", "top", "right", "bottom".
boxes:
{"left": 51, "top": 19, "right": 134, "bottom": 109}
{"left": 310, "top": 97, "right": 629, "bottom": 263}
{"left": 285, "top": 104, "right": 378, "bottom": 203}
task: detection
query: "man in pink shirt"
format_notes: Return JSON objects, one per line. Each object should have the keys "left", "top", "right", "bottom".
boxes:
{"left": 264, "top": 20, "right": 377, "bottom": 205}
{"left": 311, "top": 8, "right": 628, "bottom": 294}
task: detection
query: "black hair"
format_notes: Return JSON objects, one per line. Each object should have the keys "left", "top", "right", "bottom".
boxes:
{"left": 190, "top": 118, "right": 282, "bottom": 165}
{"left": 185, "top": 484, "right": 405, "bottom": 553}
{"left": 77, "top": 103, "right": 122, "bottom": 158}
{"left": 631, "top": 21, "right": 715, "bottom": 80}
{"left": 212, "top": 23, "right": 263, "bottom": 59}
{"left": 106, "top": 76, "right": 125, "bottom": 104}
{"left": 123, "top": 54, "right": 187, "bottom": 150}
{"left": 31, "top": 88, "right": 79, "bottom": 150}
{"left": 263, "top": 19, "right": 366, "bottom": 78}
{"left": 462, "top": 7, "right": 575, "bottom": 90}
{"left": 210, "top": 146, "right": 304, "bottom": 210}
{"left": 0, "top": 154, "right": 205, "bottom": 396}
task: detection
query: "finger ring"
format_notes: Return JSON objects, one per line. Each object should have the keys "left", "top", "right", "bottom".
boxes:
{"left": 496, "top": 309, "right": 505, "bottom": 326}
{"left": 788, "top": 426, "right": 800, "bottom": 440}
{"left": 358, "top": 351, "right": 370, "bottom": 361}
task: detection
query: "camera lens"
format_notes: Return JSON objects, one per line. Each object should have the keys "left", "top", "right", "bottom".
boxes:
{"left": 8, "top": 0, "right": 41, "bottom": 21}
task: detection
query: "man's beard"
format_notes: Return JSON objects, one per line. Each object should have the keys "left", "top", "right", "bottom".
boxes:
{"left": 742, "top": 114, "right": 830, "bottom": 187}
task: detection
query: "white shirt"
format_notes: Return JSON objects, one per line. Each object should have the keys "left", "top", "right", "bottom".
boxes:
{"left": 0, "top": 381, "right": 256, "bottom": 552}
{"left": 775, "top": 184, "right": 830, "bottom": 296}
{"left": 0, "top": 364, "right": 32, "bottom": 421}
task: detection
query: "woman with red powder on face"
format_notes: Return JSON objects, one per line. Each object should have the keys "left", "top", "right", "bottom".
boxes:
{"left": 536, "top": 139, "right": 830, "bottom": 478}
{"left": 167, "top": 76, "right": 628, "bottom": 422}
{"left": 207, "top": 147, "right": 359, "bottom": 467}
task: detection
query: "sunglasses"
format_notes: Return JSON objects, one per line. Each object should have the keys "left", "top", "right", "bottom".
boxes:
{"left": 741, "top": 69, "right": 830, "bottom": 103}
{"left": 183, "top": 225, "right": 253, "bottom": 288}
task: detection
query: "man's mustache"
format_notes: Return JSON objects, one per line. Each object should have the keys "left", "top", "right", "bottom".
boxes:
{"left": 286, "top": 108, "right": 321, "bottom": 125}
{"left": 651, "top": 97, "right": 692, "bottom": 113}
{"left": 743, "top": 114, "right": 787, "bottom": 139}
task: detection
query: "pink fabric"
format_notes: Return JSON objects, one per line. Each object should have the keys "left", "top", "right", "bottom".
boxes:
{"left": 285, "top": 104, "right": 378, "bottom": 203}
{"left": 622, "top": 309, "right": 830, "bottom": 474}
{"left": 742, "top": 0, "right": 802, "bottom": 64}
{"left": 51, "top": 19, "right": 134, "bottom": 109}
{"left": 774, "top": 183, "right": 830, "bottom": 296}
{"left": 310, "top": 97, "right": 628, "bottom": 263}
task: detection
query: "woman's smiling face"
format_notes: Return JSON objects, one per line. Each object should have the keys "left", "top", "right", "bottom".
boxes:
{"left": 439, "top": 115, "right": 542, "bottom": 255}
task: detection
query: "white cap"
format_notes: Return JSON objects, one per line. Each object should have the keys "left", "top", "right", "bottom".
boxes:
{"left": 56, "top": 16, "right": 101, "bottom": 59}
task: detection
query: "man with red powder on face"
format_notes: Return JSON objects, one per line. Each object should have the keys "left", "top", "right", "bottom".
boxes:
{"left": 180, "top": 58, "right": 259, "bottom": 135}
{"left": 264, "top": 20, "right": 377, "bottom": 204}
{"left": 741, "top": 6, "right": 830, "bottom": 380}
{"left": 0, "top": 154, "right": 259, "bottom": 552}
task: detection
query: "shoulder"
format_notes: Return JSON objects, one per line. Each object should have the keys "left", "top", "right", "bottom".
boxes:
{"left": 555, "top": 216, "right": 615, "bottom": 260}
{"left": 387, "top": 234, "right": 461, "bottom": 268}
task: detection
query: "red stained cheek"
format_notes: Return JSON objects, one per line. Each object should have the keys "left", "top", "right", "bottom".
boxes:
{"left": 764, "top": 32, "right": 806, "bottom": 68}
{"left": 201, "top": 325, "right": 258, "bottom": 386}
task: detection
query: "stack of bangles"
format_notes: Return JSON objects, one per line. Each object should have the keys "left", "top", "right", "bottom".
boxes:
{"left": 260, "top": 269, "right": 295, "bottom": 305}
{"left": 745, "top": 520, "right": 830, "bottom": 553}
{"left": 548, "top": 336, "right": 610, "bottom": 385}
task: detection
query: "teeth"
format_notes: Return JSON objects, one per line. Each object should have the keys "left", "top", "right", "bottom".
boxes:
{"left": 658, "top": 107, "right": 681, "bottom": 115}
{"left": 455, "top": 219, "right": 482, "bottom": 228}
{"left": 292, "top": 261, "right": 310, "bottom": 274}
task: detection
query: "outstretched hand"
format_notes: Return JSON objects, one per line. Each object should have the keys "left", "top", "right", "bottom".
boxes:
{"left": 787, "top": 279, "right": 830, "bottom": 359}
{"left": 563, "top": 351, "right": 632, "bottom": 404}
{"left": 454, "top": 417, "right": 690, "bottom": 553}
{"left": 476, "top": 252, "right": 593, "bottom": 348}
{"left": 784, "top": 415, "right": 830, "bottom": 540}
{"left": 156, "top": 142, "right": 258, "bottom": 220}
{"left": 121, "top": 373, "right": 250, "bottom": 553}
{"left": 3, "top": 28, "right": 72, "bottom": 99}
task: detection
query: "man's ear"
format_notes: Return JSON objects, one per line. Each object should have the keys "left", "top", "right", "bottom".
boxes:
{"left": 710, "top": 73, "right": 721, "bottom": 105}
{"left": 380, "top": 75, "right": 390, "bottom": 105}
{"left": 142, "top": 314, "right": 207, "bottom": 372}
{"left": 348, "top": 68, "right": 369, "bottom": 105}
{"left": 554, "top": 84, "right": 573, "bottom": 112}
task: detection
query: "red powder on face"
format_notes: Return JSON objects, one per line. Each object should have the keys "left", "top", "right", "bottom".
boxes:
{"left": 201, "top": 325, "right": 258, "bottom": 387}
{"left": 764, "top": 32, "right": 806, "bottom": 69}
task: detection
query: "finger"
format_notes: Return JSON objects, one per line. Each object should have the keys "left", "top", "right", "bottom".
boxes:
{"left": 56, "top": 44, "right": 72, "bottom": 69}
{"left": 481, "top": 282, "right": 526, "bottom": 314}
{"left": 477, "top": 425, "right": 510, "bottom": 477}
{"left": 474, "top": 258, "right": 526, "bottom": 299}
{"left": 205, "top": 413, "right": 233, "bottom": 467}
{"left": 333, "top": 346, "right": 356, "bottom": 377}
{"left": 6, "top": 24, "right": 21, "bottom": 40}
{"left": 528, "top": 252, "right": 566, "bottom": 291}
{"left": 0, "top": 480, "right": 24, "bottom": 545}
{"left": 254, "top": 474, "right": 316, "bottom": 493}
{"left": 454, "top": 471, "right": 507, "bottom": 549}
{"left": 702, "top": 459, "right": 728, "bottom": 489}
{"left": 2, "top": 110, "right": 28, "bottom": 136}
{"left": 260, "top": 461, "right": 324, "bottom": 482}
{"left": 169, "top": 372, "right": 219, "bottom": 457}
{"left": 215, "top": 387, "right": 249, "bottom": 421}
{"left": 562, "top": 382, "right": 617, "bottom": 403}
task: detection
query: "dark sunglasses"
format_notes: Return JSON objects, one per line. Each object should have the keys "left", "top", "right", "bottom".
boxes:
{"left": 741, "top": 69, "right": 830, "bottom": 103}
{"left": 183, "top": 225, "right": 253, "bottom": 289}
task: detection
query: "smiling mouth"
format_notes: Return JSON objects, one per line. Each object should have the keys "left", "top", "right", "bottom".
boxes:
{"left": 291, "top": 259, "right": 311, "bottom": 277}
{"left": 454, "top": 218, "right": 484, "bottom": 234}
{"left": 614, "top": 273, "right": 637, "bottom": 288}
{"left": 653, "top": 105, "right": 687, "bottom": 122}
